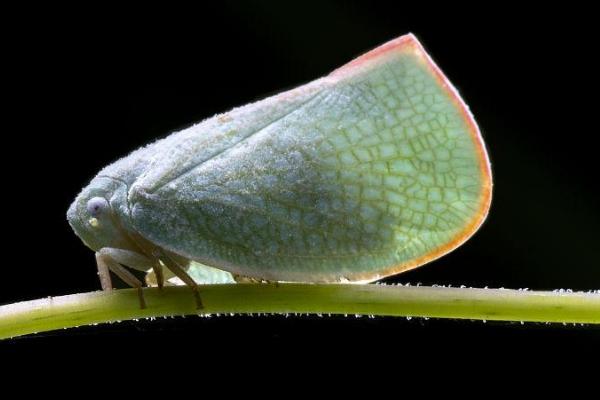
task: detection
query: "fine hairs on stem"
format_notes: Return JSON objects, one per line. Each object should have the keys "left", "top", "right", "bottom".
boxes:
{"left": 1, "top": 284, "right": 599, "bottom": 339}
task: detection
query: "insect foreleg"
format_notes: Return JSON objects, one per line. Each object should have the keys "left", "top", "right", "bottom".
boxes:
{"left": 94, "top": 252, "right": 113, "bottom": 291}
{"left": 97, "top": 248, "right": 164, "bottom": 289}
{"left": 95, "top": 250, "right": 147, "bottom": 308}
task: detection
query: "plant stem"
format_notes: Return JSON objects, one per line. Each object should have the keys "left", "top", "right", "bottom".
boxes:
{"left": 1, "top": 284, "right": 598, "bottom": 339}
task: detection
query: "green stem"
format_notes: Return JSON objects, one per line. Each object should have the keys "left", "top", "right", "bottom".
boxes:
{"left": 1, "top": 284, "right": 599, "bottom": 339}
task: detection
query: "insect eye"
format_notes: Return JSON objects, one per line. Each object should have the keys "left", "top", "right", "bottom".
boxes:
{"left": 86, "top": 197, "right": 109, "bottom": 217}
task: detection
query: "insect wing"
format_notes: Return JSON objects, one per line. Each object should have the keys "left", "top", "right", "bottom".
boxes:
{"left": 129, "top": 34, "right": 491, "bottom": 282}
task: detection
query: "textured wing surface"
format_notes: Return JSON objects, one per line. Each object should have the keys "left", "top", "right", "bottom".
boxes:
{"left": 129, "top": 34, "right": 492, "bottom": 282}
{"left": 129, "top": 78, "right": 328, "bottom": 195}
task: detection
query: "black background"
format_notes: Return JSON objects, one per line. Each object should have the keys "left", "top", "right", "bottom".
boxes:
{"left": 3, "top": 2, "right": 599, "bottom": 359}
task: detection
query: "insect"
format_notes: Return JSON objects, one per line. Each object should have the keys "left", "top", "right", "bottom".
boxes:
{"left": 67, "top": 34, "right": 492, "bottom": 308}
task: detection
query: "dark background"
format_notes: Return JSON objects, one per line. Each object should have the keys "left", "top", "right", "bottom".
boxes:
{"left": 3, "top": 2, "right": 599, "bottom": 356}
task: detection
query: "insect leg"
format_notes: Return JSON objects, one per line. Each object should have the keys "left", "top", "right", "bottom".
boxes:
{"left": 97, "top": 248, "right": 155, "bottom": 272}
{"left": 98, "top": 247, "right": 165, "bottom": 288}
{"left": 152, "top": 263, "right": 164, "bottom": 289}
{"left": 159, "top": 252, "right": 204, "bottom": 309}
{"left": 95, "top": 251, "right": 147, "bottom": 309}
{"left": 95, "top": 252, "right": 113, "bottom": 291}
{"left": 146, "top": 267, "right": 176, "bottom": 287}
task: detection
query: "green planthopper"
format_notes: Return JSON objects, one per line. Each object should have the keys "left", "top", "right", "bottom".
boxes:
{"left": 67, "top": 34, "right": 492, "bottom": 308}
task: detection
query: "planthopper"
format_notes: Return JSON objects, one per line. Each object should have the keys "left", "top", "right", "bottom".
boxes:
{"left": 67, "top": 34, "right": 492, "bottom": 309}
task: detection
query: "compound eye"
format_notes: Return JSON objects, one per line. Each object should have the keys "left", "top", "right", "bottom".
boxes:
{"left": 86, "top": 197, "right": 109, "bottom": 218}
